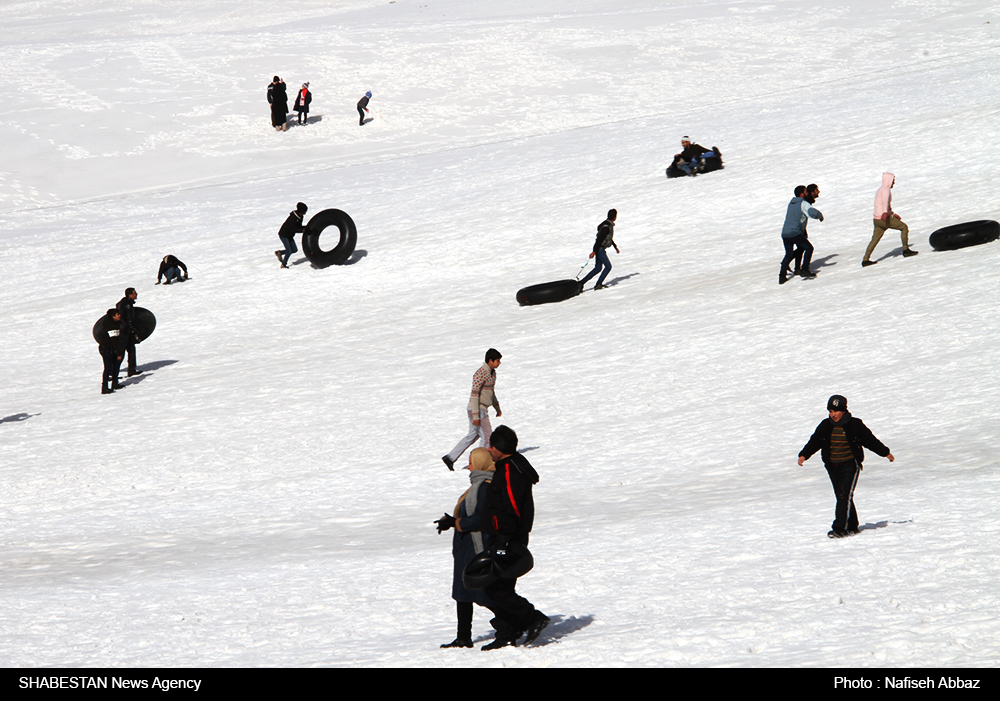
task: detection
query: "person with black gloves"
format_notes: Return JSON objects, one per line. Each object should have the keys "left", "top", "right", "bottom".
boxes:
{"left": 479, "top": 425, "right": 549, "bottom": 650}
{"left": 95, "top": 308, "right": 127, "bottom": 394}
{"left": 798, "top": 395, "right": 895, "bottom": 538}
{"left": 433, "top": 447, "right": 496, "bottom": 649}
{"left": 115, "top": 287, "right": 142, "bottom": 377}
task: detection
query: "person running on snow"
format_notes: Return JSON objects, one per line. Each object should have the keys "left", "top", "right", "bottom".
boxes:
{"left": 357, "top": 91, "right": 372, "bottom": 126}
{"left": 95, "top": 308, "right": 127, "bottom": 395}
{"left": 779, "top": 185, "right": 823, "bottom": 284}
{"left": 797, "top": 395, "right": 894, "bottom": 538}
{"left": 863, "top": 172, "right": 918, "bottom": 267}
{"left": 274, "top": 202, "right": 308, "bottom": 268}
{"left": 267, "top": 76, "right": 289, "bottom": 132}
{"left": 293, "top": 82, "right": 312, "bottom": 125}
{"left": 579, "top": 209, "right": 620, "bottom": 291}
{"left": 155, "top": 255, "right": 188, "bottom": 285}
{"left": 442, "top": 349, "right": 503, "bottom": 471}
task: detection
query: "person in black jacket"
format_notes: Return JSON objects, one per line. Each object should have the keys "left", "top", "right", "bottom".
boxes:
{"left": 480, "top": 425, "right": 549, "bottom": 650}
{"left": 357, "top": 91, "right": 371, "bottom": 126}
{"left": 670, "top": 136, "right": 710, "bottom": 176}
{"left": 95, "top": 308, "right": 127, "bottom": 394}
{"left": 293, "top": 82, "right": 312, "bottom": 124}
{"left": 798, "top": 395, "right": 895, "bottom": 538}
{"left": 115, "top": 288, "right": 142, "bottom": 377}
{"left": 268, "top": 76, "right": 288, "bottom": 131}
{"left": 274, "top": 202, "right": 308, "bottom": 268}
{"left": 579, "top": 209, "right": 619, "bottom": 291}
{"left": 155, "top": 255, "right": 188, "bottom": 285}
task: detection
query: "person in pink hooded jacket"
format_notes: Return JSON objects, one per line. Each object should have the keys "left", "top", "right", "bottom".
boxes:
{"left": 863, "top": 172, "right": 918, "bottom": 267}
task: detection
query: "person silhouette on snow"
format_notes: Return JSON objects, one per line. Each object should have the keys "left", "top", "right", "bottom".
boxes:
{"left": 442, "top": 349, "right": 503, "bottom": 470}
{"left": 115, "top": 288, "right": 142, "bottom": 377}
{"left": 797, "top": 395, "right": 894, "bottom": 538}
{"left": 579, "top": 209, "right": 619, "bottom": 291}
{"left": 95, "top": 308, "right": 127, "bottom": 395}
{"left": 275, "top": 203, "right": 308, "bottom": 268}
{"left": 294, "top": 82, "right": 312, "bottom": 125}
{"left": 156, "top": 255, "right": 188, "bottom": 285}
{"left": 434, "top": 447, "right": 496, "bottom": 649}
{"left": 863, "top": 172, "right": 918, "bottom": 267}
{"left": 480, "top": 425, "right": 549, "bottom": 650}
{"left": 268, "top": 76, "right": 289, "bottom": 131}
{"left": 779, "top": 185, "right": 823, "bottom": 284}
{"left": 357, "top": 91, "right": 372, "bottom": 126}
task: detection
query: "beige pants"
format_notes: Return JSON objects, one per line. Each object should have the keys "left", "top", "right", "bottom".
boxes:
{"left": 864, "top": 217, "right": 909, "bottom": 262}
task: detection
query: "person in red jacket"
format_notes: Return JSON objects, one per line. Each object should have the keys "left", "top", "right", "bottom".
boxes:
{"left": 798, "top": 395, "right": 894, "bottom": 538}
{"left": 480, "top": 425, "right": 549, "bottom": 650}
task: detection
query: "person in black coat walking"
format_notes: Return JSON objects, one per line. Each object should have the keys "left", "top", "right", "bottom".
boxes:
{"left": 268, "top": 76, "right": 288, "bottom": 131}
{"left": 434, "top": 447, "right": 496, "bottom": 649}
{"left": 95, "top": 308, "right": 127, "bottom": 394}
{"left": 293, "top": 82, "right": 312, "bottom": 124}
{"left": 115, "top": 288, "right": 142, "bottom": 377}
{"left": 479, "top": 425, "right": 549, "bottom": 650}
{"left": 357, "top": 91, "right": 371, "bottom": 126}
{"left": 274, "top": 202, "right": 308, "bottom": 268}
{"left": 798, "top": 395, "right": 895, "bottom": 538}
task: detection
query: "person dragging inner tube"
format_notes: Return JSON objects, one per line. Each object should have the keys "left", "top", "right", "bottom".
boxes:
{"left": 579, "top": 209, "right": 619, "bottom": 291}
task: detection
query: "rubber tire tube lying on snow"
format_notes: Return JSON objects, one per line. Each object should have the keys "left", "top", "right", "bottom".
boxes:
{"left": 302, "top": 209, "right": 358, "bottom": 267}
{"left": 928, "top": 220, "right": 1000, "bottom": 251}
{"left": 516, "top": 279, "right": 583, "bottom": 306}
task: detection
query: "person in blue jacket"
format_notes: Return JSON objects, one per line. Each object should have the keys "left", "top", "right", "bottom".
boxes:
{"left": 434, "top": 447, "right": 495, "bottom": 648}
{"left": 779, "top": 185, "right": 823, "bottom": 284}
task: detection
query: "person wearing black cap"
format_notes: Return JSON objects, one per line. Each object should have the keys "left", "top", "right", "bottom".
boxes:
{"left": 275, "top": 202, "right": 308, "bottom": 268}
{"left": 480, "top": 425, "right": 549, "bottom": 650}
{"left": 95, "top": 308, "right": 127, "bottom": 394}
{"left": 798, "top": 395, "right": 895, "bottom": 538}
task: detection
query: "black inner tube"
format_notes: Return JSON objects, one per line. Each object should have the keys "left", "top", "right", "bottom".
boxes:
{"left": 302, "top": 209, "right": 358, "bottom": 267}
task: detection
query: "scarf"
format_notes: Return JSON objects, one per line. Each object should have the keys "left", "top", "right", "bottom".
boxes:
{"left": 456, "top": 470, "right": 492, "bottom": 554}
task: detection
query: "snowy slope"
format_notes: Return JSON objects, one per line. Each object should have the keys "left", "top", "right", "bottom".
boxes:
{"left": 1, "top": 0, "right": 999, "bottom": 667}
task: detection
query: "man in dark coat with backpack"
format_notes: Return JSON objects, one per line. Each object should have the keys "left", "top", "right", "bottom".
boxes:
{"left": 798, "top": 395, "right": 894, "bottom": 538}
{"left": 480, "top": 425, "right": 549, "bottom": 650}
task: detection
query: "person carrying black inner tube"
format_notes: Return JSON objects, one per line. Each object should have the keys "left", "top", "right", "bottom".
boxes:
{"left": 115, "top": 287, "right": 142, "bottom": 377}
{"left": 275, "top": 202, "right": 308, "bottom": 269}
{"left": 95, "top": 308, "right": 127, "bottom": 394}
{"left": 156, "top": 255, "right": 188, "bottom": 285}
{"left": 480, "top": 425, "right": 549, "bottom": 651}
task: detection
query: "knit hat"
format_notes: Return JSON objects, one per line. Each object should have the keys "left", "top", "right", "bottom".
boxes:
{"left": 302, "top": 82, "right": 309, "bottom": 88}
{"left": 469, "top": 447, "right": 495, "bottom": 472}
{"left": 365, "top": 91, "right": 372, "bottom": 98}
{"left": 489, "top": 425, "right": 518, "bottom": 455}
{"left": 827, "top": 395, "right": 848, "bottom": 412}
{"left": 296, "top": 202, "right": 308, "bottom": 214}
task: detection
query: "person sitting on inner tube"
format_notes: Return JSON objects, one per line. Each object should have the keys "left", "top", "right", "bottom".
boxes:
{"left": 671, "top": 136, "right": 710, "bottom": 176}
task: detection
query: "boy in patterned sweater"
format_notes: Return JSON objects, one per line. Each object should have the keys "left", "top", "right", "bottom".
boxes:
{"left": 442, "top": 349, "right": 503, "bottom": 470}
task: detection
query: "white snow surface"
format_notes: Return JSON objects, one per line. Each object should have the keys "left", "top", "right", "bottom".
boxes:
{"left": 2, "top": 0, "right": 999, "bottom": 668}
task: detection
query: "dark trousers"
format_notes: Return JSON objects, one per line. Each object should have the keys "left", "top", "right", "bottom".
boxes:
{"left": 485, "top": 576, "right": 537, "bottom": 642}
{"left": 100, "top": 345, "right": 123, "bottom": 389}
{"left": 781, "top": 234, "right": 813, "bottom": 278}
{"left": 825, "top": 460, "right": 861, "bottom": 533}
{"left": 358, "top": 106, "right": 366, "bottom": 125}
{"left": 124, "top": 341, "right": 137, "bottom": 374}
{"left": 279, "top": 235, "right": 297, "bottom": 266}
